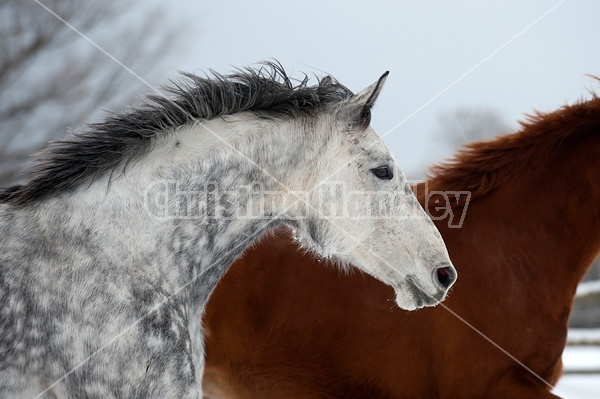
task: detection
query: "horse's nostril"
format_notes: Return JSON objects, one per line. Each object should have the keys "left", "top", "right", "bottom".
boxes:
{"left": 436, "top": 266, "right": 456, "bottom": 289}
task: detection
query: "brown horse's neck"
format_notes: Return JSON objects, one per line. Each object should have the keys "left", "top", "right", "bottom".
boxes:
{"left": 498, "top": 133, "right": 600, "bottom": 305}
{"left": 427, "top": 130, "right": 600, "bottom": 324}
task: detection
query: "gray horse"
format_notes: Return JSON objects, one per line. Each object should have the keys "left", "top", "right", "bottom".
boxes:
{"left": 0, "top": 63, "right": 456, "bottom": 398}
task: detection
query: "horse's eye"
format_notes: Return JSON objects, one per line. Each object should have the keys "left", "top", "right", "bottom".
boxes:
{"left": 371, "top": 166, "right": 393, "bottom": 180}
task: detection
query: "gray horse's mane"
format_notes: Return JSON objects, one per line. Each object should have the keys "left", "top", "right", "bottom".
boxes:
{"left": 1, "top": 62, "right": 353, "bottom": 205}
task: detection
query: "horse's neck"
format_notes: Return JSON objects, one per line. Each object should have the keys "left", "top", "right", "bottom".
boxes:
{"left": 27, "top": 117, "right": 306, "bottom": 308}
{"left": 514, "top": 137, "right": 599, "bottom": 293}
{"left": 107, "top": 118, "right": 307, "bottom": 305}
{"left": 463, "top": 134, "right": 600, "bottom": 316}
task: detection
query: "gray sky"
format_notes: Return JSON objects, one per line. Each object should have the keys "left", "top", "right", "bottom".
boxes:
{"left": 156, "top": 0, "right": 600, "bottom": 178}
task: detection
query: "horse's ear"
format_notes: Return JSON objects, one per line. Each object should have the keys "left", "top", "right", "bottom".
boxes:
{"left": 341, "top": 71, "right": 389, "bottom": 130}
{"left": 354, "top": 71, "right": 389, "bottom": 109}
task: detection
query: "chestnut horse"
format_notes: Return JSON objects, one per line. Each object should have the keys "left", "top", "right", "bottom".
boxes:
{"left": 202, "top": 97, "right": 600, "bottom": 398}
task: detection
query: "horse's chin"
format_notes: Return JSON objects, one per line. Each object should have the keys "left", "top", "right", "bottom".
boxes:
{"left": 394, "top": 294, "right": 424, "bottom": 311}
{"left": 394, "top": 280, "right": 442, "bottom": 311}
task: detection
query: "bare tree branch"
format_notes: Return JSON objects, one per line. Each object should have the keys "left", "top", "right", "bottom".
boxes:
{"left": 434, "top": 107, "right": 512, "bottom": 150}
{"left": 0, "top": 0, "right": 183, "bottom": 186}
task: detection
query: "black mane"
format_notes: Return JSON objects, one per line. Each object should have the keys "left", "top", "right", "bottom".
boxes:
{"left": 0, "top": 62, "right": 353, "bottom": 205}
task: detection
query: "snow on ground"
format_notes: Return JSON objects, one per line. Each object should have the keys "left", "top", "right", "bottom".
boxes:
{"left": 552, "top": 345, "right": 600, "bottom": 399}
{"left": 561, "top": 346, "right": 600, "bottom": 372}
{"left": 554, "top": 375, "right": 600, "bottom": 399}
